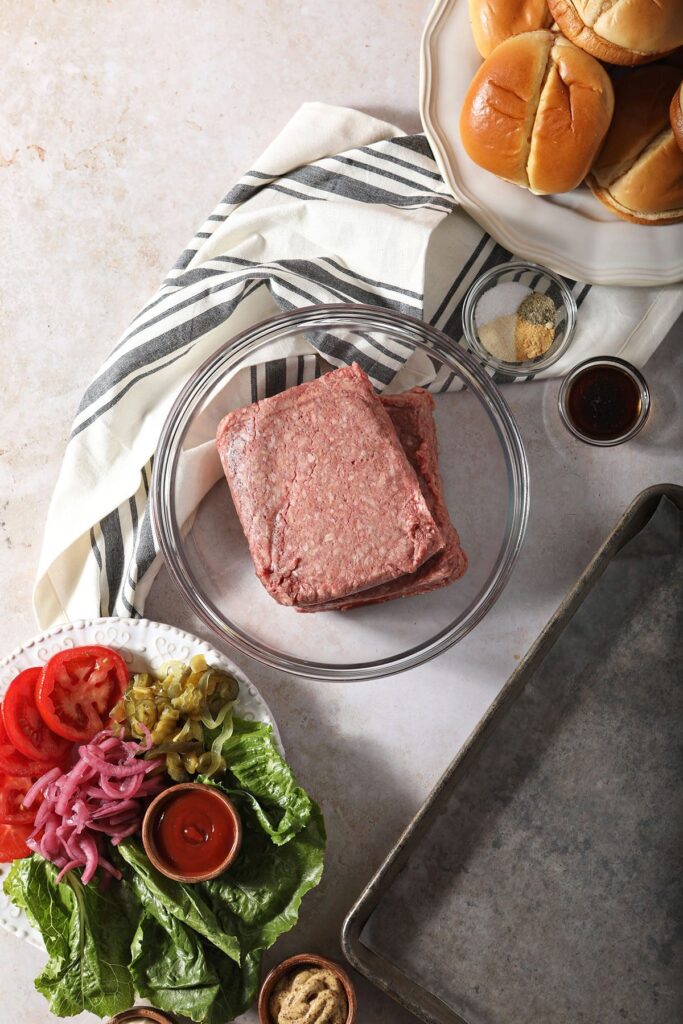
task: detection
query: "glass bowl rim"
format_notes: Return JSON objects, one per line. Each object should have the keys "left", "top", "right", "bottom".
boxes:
{"left": 462, "top": 260, "right": 578, "bottom": 377}
{"left": 151, "top": 303, "right": 530, "bottom": 681}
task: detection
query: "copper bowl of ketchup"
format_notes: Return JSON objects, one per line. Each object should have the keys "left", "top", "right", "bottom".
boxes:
{"left": 142, "top": 782, "right": 242, "bottom": 883}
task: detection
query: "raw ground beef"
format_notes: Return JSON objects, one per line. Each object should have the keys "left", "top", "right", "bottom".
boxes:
{"left": 299, "top": 387, "right": 467, "bottom": 611}
{"left": 215, "top": 363, "right": 444, "bottom": 607}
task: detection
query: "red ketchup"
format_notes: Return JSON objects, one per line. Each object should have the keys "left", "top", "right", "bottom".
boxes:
{"left": 152, "top": 787, "right": 237, "bottom": 878}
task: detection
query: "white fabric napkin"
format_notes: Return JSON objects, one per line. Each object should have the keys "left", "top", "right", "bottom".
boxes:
{"left": 33, "top": 102, "right": 683, "bottom": 629}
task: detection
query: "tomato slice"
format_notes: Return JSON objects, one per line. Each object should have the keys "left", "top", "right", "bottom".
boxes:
{"left": 3, "top": 669, "right": 72, "bottom": 764}
{"left": 0, "top": 706, "right": 57, "bottom": 776}
{"left": 36, "top": 646, "right": 129, "bottom": 743}
{"left": 0, "top": 822, "right": 32, "bottom": 862}
{"left": 0, "top": 774, "right": 37, "bottom": 825}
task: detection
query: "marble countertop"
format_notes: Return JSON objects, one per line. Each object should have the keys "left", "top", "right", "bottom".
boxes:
{"left": 1, "top": 3, "right": 681, "bottom": 1023}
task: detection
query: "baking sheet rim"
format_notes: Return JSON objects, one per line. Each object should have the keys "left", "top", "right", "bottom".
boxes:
{"left": 341, "top": 482, "right": 683, "bottom": 1024}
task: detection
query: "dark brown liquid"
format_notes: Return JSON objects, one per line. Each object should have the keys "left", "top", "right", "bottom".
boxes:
{"left": 566, "top": 365, "right": 642, "bottom": 441}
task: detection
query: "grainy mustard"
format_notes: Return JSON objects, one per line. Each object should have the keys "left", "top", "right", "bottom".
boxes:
{"left": 269, "top": 967, "right": 348, "bottom": 1024}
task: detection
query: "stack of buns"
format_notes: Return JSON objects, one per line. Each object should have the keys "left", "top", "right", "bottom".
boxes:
{"left": 461, "top": 0, "right": 683, "bottom": 224}
{"left": 548, "top": 0, "right": 683, "bottom": 66}
{"left": 588, "top": 67, "right": 683, "bottom": 224}
{"left": 672, "top": 82, "right": 683, "bottom": 151}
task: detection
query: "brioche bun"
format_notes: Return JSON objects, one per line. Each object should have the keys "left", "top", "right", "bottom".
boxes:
{"left": 671, "top": 81, "right": 683, "bottom": 152}
{"left": 547, "top": 0, "right": 683, "bottom": 66}
{"left": 663, "top": 47, "right": 683, "bottom": 70}
{"left": 588, "top": 66, "right": 683, "bottom": 224}
{"left": 460, "top": 31, "right": 614, "bottom": 194}
{"left": 468, "top": 0, "right": 552, "bottom": 58}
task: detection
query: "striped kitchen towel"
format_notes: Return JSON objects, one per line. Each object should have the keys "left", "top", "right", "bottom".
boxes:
{"left": 33, "top": 102, "right": 683, "bottom": 627}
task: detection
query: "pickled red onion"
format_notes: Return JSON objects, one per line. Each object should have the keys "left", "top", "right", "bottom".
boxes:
{"left": 25, "top": 729, "right": 164, "bottom": 885}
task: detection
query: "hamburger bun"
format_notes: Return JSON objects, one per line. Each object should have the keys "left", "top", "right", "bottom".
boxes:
{"left": 588, "top": 66, "right": 683, "bottom": 224}
{"left": 662, "top": 47, "right": 683, "bottom": 70}
{"left": 460, "top": 31, "right": 614, "bottom": 194}
{"left": 468, "top": 0, "right": 552, "bottom": 58}
{"left": 671, "top": 81, "right": 683, "bottom": 152}
{"left": 547, "top": 0, "right": 683, "bottom": 66}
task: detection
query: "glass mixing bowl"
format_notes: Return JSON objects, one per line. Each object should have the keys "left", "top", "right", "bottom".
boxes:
{"left": 151, "top": 305, "right": 529, "bottom": 680}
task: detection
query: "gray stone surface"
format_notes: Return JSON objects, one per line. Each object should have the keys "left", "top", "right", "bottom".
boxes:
{"left": 364, "top": 498, "right": 683, "bottom": 1024}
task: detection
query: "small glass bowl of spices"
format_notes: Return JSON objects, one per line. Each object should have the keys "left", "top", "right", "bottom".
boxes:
{"left": 462, "top": 261, "right": 577, "bottom": 377}
{"left": 258, "top": 953, "right": 357, "bottom": 1024}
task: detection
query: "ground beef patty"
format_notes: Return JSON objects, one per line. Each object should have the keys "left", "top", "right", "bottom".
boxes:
{"left": 215, "top": 364, "right": 444, "bottom": 607}
{"left": 299, "top": 387, "right": 467, "bottom": 611}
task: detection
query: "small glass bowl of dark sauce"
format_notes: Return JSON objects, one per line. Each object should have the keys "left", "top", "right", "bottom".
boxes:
{"left": 558, "top": 357, "right": 650, "bottom": 446}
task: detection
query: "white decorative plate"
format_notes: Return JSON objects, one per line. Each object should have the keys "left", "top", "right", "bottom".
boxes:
{"left": 0, "top": 616, "right": 280, "bottom": 950}
{"left": 420, "top": 0, "right": 683, "bottom": 286}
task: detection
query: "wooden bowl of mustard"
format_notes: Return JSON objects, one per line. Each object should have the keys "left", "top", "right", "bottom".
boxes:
{"left": 258, "top": 953, "right": 357, "bottom": 1024}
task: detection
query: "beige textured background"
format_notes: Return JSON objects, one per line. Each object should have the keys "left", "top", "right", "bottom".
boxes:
{"left": 0, "top": 0, "right": 428, "bottom": 653}
{"left": 1, "top": 4, "right": 682, "bottom": 1024}
{"left": 0, "top": 4, "right": 430, "bottom": 1021}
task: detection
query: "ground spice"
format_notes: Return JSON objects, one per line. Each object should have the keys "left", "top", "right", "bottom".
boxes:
{"left": 478, "top": 313, "right": 517, "bottom": 362}
{"left": 515, "top": 292, "right": 556, "bottom": 360}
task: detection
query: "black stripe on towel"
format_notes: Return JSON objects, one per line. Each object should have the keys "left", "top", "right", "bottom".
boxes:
{"left": 358, "top": 145, "right": 444, "bottom": 182}
{"left": 442, "top": 240, "right": 515, "bottom": 342}
{"left": 131, "top": 511, "right": 157, "bottom": 587}
{"left": 331, "top": 154, "right": 456, "bottom": 206}
{"left": 430, "top": 234, "right": 492, "bottom": 327}
{"left": 99, "top": 508, "right": 133, "bottom": 616}
{"left": 320, "top": 257, "right": 423, "bottom": 300}
{"left": 265, "top": 359, "right": 287, "bottom": 397}
{"left": 387, "top": 135, "right": 435, "bottom": 159}
{"left": 282, "top": 164, "right": 454, "bottom": 211}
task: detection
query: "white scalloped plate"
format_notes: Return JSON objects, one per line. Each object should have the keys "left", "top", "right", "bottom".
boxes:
{"left": 420, "top": 0, "right": 683, "bottom": 285}
{"left": 0, "top": 616, "right": 279, "bottom": 950}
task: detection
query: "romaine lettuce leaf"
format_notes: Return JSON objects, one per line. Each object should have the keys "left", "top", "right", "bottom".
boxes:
{"left": 204, "top": 946, "right": 261, "bottom": 1024}
{"left": 4, "top": 716, "right": 326, "bottom": 1023}
{"left": 121, "top": 800, "right": 323, "bottom": 1024}
{"left": 130, "top": 906, "right": 261, "bottom": 1024}
{"left": 216, "top": 718, "right": 313, "bottom": 845}
{"left": 200, "top": 799, "right": 326, "bottom": 954}
{"left": 4, "top": 856, "right": 135, "bottom": 1017}
{"left": 117, "top": 840, "right": 242, "bottom": 963}
{"left": 130, "top": 907, "right": 222, "bottom": 1021}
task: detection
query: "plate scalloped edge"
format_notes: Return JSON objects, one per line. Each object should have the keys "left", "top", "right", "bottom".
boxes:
{"left": 0, "top": 616, "right": 280, "bottom": 950}
{"left": 419, "top": 0, "right": 683, "bottom": 286}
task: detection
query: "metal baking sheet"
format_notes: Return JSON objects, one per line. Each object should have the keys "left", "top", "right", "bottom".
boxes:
{"left": 342, "top": 484, "right": 683, "bottom": 1024}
